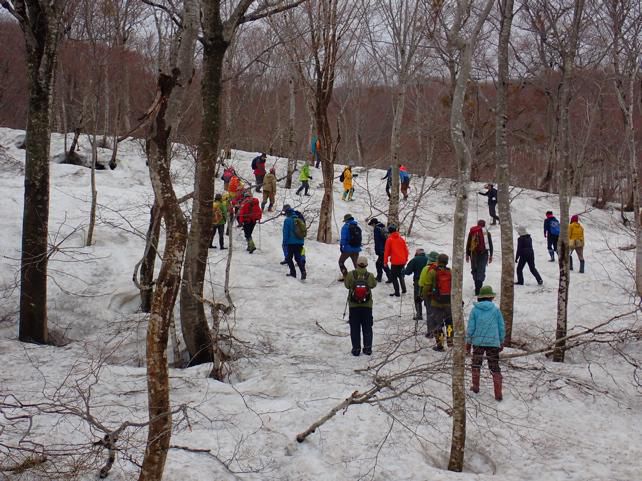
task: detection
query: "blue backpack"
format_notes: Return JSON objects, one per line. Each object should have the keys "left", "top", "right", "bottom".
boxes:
{"left": 549, "top": 219, "right": 560, "bottom": 236}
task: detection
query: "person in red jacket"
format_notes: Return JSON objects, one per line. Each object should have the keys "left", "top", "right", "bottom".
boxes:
{"left": 383, "top": 225, "right": 409, "bottom": 297}
{"left": 238, "top": 192, "right": 262, "bottom": 253}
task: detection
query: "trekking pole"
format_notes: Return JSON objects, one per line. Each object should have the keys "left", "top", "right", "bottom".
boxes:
{"left": 399, "top": 292, "right": 403, "bottom": 318}
{"left": 342, "top": 296, "right": 349, "bottom": 321}
{"left": 258, "top": 221, "right": 262, "bottom": 250}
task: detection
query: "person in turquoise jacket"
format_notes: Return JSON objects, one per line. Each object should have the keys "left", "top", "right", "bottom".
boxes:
{"left": 295, "top": 161, "right": 312, "bottom": 196}
{"left": 466, "top": 285, "right": 506, "bottom": 401}
{"left": 282, "top": 207, "right": 306, "bottom": 279}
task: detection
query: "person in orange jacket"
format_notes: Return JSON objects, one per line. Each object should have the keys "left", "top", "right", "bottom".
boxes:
{"left": 383, "top": 225, "right": 409, "bottom": 297}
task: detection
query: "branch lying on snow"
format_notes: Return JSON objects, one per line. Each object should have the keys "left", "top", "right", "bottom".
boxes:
{"left": 315, "top": 320, "right": 349, "bottom": 337}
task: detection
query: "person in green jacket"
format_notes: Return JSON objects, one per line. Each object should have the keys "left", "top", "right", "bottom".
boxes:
{"left": 344, "top": 256, "right": 378, "bottom": 356}
{"left": 295, "top": 161, "right": 312, "bottom": 196}
{"left": 403, "top": 248, "right": 429, "bottom": 321}
{"left": 421, "top": 253, "right": 453, "bottom": 351}
{"left": 209, "top": 193, "right": 228, "bottom": 249}
{"left": 417, "top": 251, "right": 439, "bottom": 332}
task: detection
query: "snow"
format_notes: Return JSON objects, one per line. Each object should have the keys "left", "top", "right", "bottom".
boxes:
{"left": 0, "top": 127, "right": 640, "bottom": 481}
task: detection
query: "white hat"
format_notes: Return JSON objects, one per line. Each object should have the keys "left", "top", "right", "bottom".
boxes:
{"left": 357, "top": 256, "right": 368, "bottom": 267}
{"left": 517, "top": 225, "right": 528, "bottom": 236}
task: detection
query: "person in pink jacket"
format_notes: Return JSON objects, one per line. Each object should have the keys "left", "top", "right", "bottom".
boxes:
{"left": 384, "top": 225, "right": 409, "bottom": 297}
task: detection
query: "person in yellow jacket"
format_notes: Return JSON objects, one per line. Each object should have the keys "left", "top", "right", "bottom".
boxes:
{"left": 568, "top": 214, "right": 585, "bottom": 273}
{"left": 341, "top": 166, "right": 357, "bottom": 201}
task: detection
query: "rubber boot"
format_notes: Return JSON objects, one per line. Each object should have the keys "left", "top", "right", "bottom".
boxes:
{"left": 470, "top": 368, "right": 480, "bottom": 393}
{"left": 300, "top": 265, "right": 307, "bottom": 280}
{"left": 248, "top": 238, "right": 256, "bottom": 254}
{"left": 492, "top": 372, "right": 503, "bottom": 401}
{"left": 548, "top": 250, "right": 555, "bottom": 262}
{"left": 569, "top": 256, "right": 573, "bottom": 271}
{"left": 579, "top": 260, "right": 585, "bottom": 274}
{"left": 414, "top": 302, "right": 423, "bottom": 321}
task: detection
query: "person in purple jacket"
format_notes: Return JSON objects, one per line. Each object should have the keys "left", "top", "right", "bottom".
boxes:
{"left": 515, "top": 225, "right": 543, "bottom": 285}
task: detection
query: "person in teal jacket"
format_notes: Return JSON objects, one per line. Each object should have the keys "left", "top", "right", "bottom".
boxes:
{"left": 466, "top": 285, "right": 506, "bottom": 401}
{"left": 295, "top": 161, "right": 312, "bottom": 196}
{"left": 403, "top": 248, "right": 428, "bottom": 321}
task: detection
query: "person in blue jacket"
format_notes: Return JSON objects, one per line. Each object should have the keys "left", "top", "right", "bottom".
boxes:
{"left": 543, "top": 210, "right": 560, "bottom": 261}
{"left": 338, "top": 213, "right": 362, "bottom": 281}
{"left": 466, "top": 285, "right": 506, "bottom": 401}
{"left": 367, "top": 217, "right": 391, "bottom": 283}
{"left": 282, "top": 206, "right": 306, "bottom": 279}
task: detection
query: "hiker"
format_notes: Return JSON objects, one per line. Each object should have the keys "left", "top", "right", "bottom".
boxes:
{"left": 403, "top": 248, "right": 429, "bottom": 321}
{"left": 338, "top": 213, "right": 362, "bottom": 281}
{"left": 466, "top": 219, "right": 493, "bottom": 296}
{"left": 543, "top": 210, "right": 560, "bottom": 262}
{"left": 368, "top": 218, "right": 391, "bottom": 283}
{"left": 341, "top": 166, "right": 357, "bottom": 201}
{"left": 261, "top": 167, "right": 277, "bottom": 212}
{"left": 344, "top": 256, "right": 377, "bottom": 356}
{"left": 478, "top": 183, "right": 500, "bottom": 225}
{"left": 237, "top": 192, "right": 262, "bottom": 253}
{"left": 515, "top": 225, "right": 542, "bottom": 285}
{"left": 418, "top": 251, "right": 439, "bottom": 331}
{"left": 382, "top": 167, "right": 392, "bottom": 198}
{"left": 228, "top": 174, "right": 242, "bottom": 195}
{"left": 295, "top": 160, "right": 312, "bottom": 196}
{"left": 282, "top": 206, "right": 307, "bottom": 279}
{"left": 421, "top": 253, "right": 453, "bottom": 350}
{"left": 221, "top": 166, "right": 235, "bottom": 191}
{"left": 569, "top": 214, "right": 585, "bottom": 273}
{"left": 251, "top": 153, "right": 267, "bottom": 192}
{"left": 209, "top": 193, "right": 227, "bottom": 249}
{"left": 384, "top": 225, "right": 409, "bottom": 297}
{"left": 399, "top": 165, "right": 411, "bottom": 200}
{"left": 311, "top": 135, "right": 321, "bottom": 168}
{"left": 466, "top": 285, "right": 506, "bottom": 401}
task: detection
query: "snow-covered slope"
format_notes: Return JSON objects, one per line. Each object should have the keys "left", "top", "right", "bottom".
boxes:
{"left": 0, "top": 127, "right": 639, "bottom": 481}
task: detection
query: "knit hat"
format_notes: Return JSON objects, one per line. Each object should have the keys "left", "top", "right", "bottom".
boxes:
{"left": 478, "top": 285, "right": 496, "bottom": 299}
{"left": 357, "top": 256, "right": 368, "bottom": 267}
{"left": 427, "top": 251, "right": 439, "bottom": 263}
{"left": 477, "top": 219, "right": 486, "bottom": 227}
{"left": 517, "top": 225, "right": 528, "bottom": 236}
{"left": 388, "top": 224, "right": 397, "bottom": 233}
{"left": 214, "top": 193, "right": 222, "bottom": 201}
{"left": 368, "top": 217, "right": 379, "bottom": 226}
{"left": 343, "top": 213, "right": 354, "bottom": 222}
{"left": 571, "top": 214, "right": 579, "bottom": 223}
{"left": 546, "top": 210, "right": 553, "bottom": 217}
{"left": 437, "top": 253, "right": 449, "bottom": 265}
{"left": 415, "top": 248, "right": 425, "bottom": 256}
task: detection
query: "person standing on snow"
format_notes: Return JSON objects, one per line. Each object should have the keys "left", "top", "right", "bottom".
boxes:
{"left": 282, "top": 206, "right": 307, "bottom": 280}
{"left": 261, "top": 167, "right": 277, "bottom": 212}
{"left": 237, "top": 192, "right": 262, "bottom": 253}
{"left": 295, "top": 160, "right": 312, "bottom": 196}
{"left": 543, "top": 210, "right": 561, "bottom": 262}
{"left": 383, "top": 225, "right": 409, "bottom": 297}
{"left": 367, "top": 218, "right": 391, "bottom": 283}
{"left": 382, "top": 167, "right": 392, "bottom": 199}
{"left": 251, "top": 153, "right": 267, "bottom": 192}
{"left": 422, "top": 253, "right": 453, "bottom": 351}
{"left": 515, "top": 225, "right": 543, "bottom": 285}
{"left": 569, "top": 214, "right": 585, "bottom": 273}
{"left": 403, "top": 248, "right": 429, "bottom": 321}
{"left": 418, "top": 251, "right": 439, "bottom": 332}
{"left": 338, "top": 214, "right": 362, "bottom": 281}
{"left": 466, "top": 219, "right": 493, "bottom": 296}
{"left": 399, "top": 165, "right": 411, "bottom": 200}
{"left": 341, "top": 166, "right": 357, "bottom": 201}
{"left": 209, "top": 193, "right": 228, "bottom": 250}
{"left": 344, "top": 256, "right": 377, "bottom": 356}
{"left": 466, "top": 285, "right": 506, "bottom": 401}
{"left": 478, "top": 183, "right": 500, "bottom": 225}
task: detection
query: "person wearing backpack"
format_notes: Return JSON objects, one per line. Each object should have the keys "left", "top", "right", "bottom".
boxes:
{"left": 478, "top": 183, "right": 500, "bottom": 225}
{"left": 399, "top": 165, "right": 411, "bottom": 200}
{"left": 422, "top": 253, "right": 453, "bottom": 351}
{"left": 403, "top": 248, "right": 429, "bottom": 321}
{"left": 209, "top": 193, "right": 228, "bottom": 250}
{"left": 344, "top": 256, "right": 378, "bottom": 356}
{"left": 282, "top": 206, "right": 307, "bottom": 279}
{"left": 543, "top": 210, "right": 560, "bottom": 262}
{"left": 295, "top": 161, "right": 312, "bottom": 196}
{"left": 569, "top": 214, "right": 585, "bottom": 273}
{"left": 251, "top": 153, "right": 267, "bottom": 192}
{"left": 418, "top": 251, "right": 440, "bottom": 331}
{"left": 368, "top": 218, "right": 391, "bottom": 283}
{"left": 221, "top": 166, "right": 235, "bottom": 191}
{"left": 338, "top": 214, "right": 362, "bottom": 281}
{"left": 238, "top": 192, "right": 262, "bottom": 253}
{"left": 261, "top": 167, "right": 277, "bottom": 212}
{"left": 341, "top": 166, "right": 357, "bottom": 201}
{"left": 466, "top": 219, "right": 494, "bottom": 296}
{"left": 465, "top": 285, "right": 506, "bottom": 401}
{"left": 382, "top": 167, "right": 392, "bottom": 199}
{"left": 515, "top": 225, "right": 543, "bottom": 285}
{"left": 383, "top": 225, "right": 409, "bottom": 297}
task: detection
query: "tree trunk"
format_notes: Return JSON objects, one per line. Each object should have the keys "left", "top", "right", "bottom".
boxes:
{"left": 140, "top": 201, "right": 162, "bottom": 313}
{"left": 387, "top": 81, "right": 406, "bottom": 228}
{"left": 286, "top": 74, "right": 296, "bottom": 189}
{"left": 87, "top": 132, "right": 98, "bottom": 246}
{"left": 316, "top": 104, "right": 335, "bottom": 243}
{"left": 495, "top": 0, "right": 515, "bottom": 345}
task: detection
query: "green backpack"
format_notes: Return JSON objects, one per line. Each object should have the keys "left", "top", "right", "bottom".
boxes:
{"left": 293, "top": 217, "right": 307, "bottom": 239}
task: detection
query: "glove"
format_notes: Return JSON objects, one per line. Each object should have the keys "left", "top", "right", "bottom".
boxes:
{"left": 465, "top": 343, "right": 471, "bottom": 355}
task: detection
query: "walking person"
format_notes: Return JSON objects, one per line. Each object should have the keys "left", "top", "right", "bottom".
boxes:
{"left": 569, "top": 214, "right": 585, "bottom": 273}
{"left": 209, "top": 193, "right": 227, "bottom": 250}
{"left": 221, "top": 166, "right": 235, "bottom": 191}
{"left": 466, "top": 219, "right": 493, "bottom": 296}
{"left": 282, "top": 206, "right": 307, "bottom": 280}
{"left": 478, "top": 183, "right": 500, "bottom": 225}
{"left": 404, "top": 248, "right": 428, "bottom": 320}
{"left": 367, "top": 218, "right": 391, "bottom": 283}
{"left": 515, "top": 225, "right": 543, "bottom": 285}
{"left": 261, "top": 167, "right": 277, "bottom": 212}
{"left": 466, "top": 285, "right": 506, "bottom": 401}
{"left": 421, "top": 253, "right": 453, "bottom": 351}
{"left": 543, "top": 210, "right": 561, "bottom": 262}
{"left": 418, "top": 251, "right": 439, "bottom": 333}
{"left": 341, "top": 166, "right": 357, "bottom": 201}
{"left": 383, "top": 225, "right": 409, "bottom": 297}
{"left": 344, "top": 256, "right": 377, "bottom": 356}
{"left": 338, "top": 214, "right": 362, "bottom": 281}
{"left": 382, "top": 167, "right": 392, "bottom": 199}
{"left": 295, "top": 160, "right": 312, "bottom": 196}
{"left": 251, "top": 153, "right": 267, "bottom": 192}
{"left": 399, "top": 165, "right": 411, "bottom": 200}
{"left": 237, "top": 192, "right": 262, "bottom": 253}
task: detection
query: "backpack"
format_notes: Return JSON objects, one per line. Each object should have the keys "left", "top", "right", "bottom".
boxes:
{"left": 469, "top": 225, "right": 486, "bottom": 254}
{"left": 250, "top": 199, "right": 262, "bottom": 221}
{"left": 212, "top": 204, "right": 224, "bottom": 224}
{"left": 222, "top": 169, "right": 233, "bottom": 183}
{"left": 549, "top": 219, "right": 560, "bottom": 236}
{"left": 350, "top": 271, "right": 371, "bottom": 304}
{"left": 251, "top": 157, "right": 258, "bottom": 170}
{"left": 433, "top": 266, "right": 452, "bottom": 304}
{"left": 339, "top": 171, "right": 345, "bottom": 182}
{"left": 348, "top": 223, "right": 362, "bottom": 248}
{"left": 293, "top": 216, "right": 307, "bottom": 239}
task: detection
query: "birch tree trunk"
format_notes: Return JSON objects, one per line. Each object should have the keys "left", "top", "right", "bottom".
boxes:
{"left": 140, "top": 201, "right": 162, "bottom": 313}
{"left": 87, "top": 130, "right": 98, "bottom": 246}
{"left": 387, "top": 82, "right": 405, "bottom": 227}
{"left": 286, "top": 74, "right": 296, "bottom": 189}
{"left": 495, "top": 0, "right": 515, "bottom": 345}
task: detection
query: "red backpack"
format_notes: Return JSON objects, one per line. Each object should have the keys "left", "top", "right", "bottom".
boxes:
{"left": 433, "top": 266, "right": 452, "bottom": 304}
{"left": 249, "top": 198, "right": 262, "bottom": 222}
{"left": 351, "top": 271, "right": 371, "bottom": 304}
{"left": 469, "top": 225, "right": 486, "bottom": 254}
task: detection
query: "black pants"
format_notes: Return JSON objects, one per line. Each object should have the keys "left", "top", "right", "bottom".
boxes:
{"left": 338, "top": 251, "right": 358, "bottom": 276}
{"left": 516, "top": 253, "right": 542, "bottom": 284}
{"left": 296, "top": 180, "right": 309, "bottom": 195}
{"left": 413, "top": 281, "right": 422, "bottom": 317}
{"left": 472, "top": 345, "right": 501, "bottom": 373}
{"left": 390, "top": 265, "right": 406, "bottom": 295}
{"left": 286, "top": 244, "right": 306, "bottom": 275}
{"left": 488, "top": 202, "right": 500, "bottom": 224}
{"left": 210, "top": 224, "right": 225, "bottom": 248}
{"left": 255, "top": 174, "right": 264, "bottom": 192}
{"left": 375, "top": 253, "right": 391, "bottom": 281}
{"left": 470, "top": 251, "right": 488, "bottom": 294}
{"left": 547, "top": 235, "right": 559, "bottom": 256}
{"left": 349, "top": 306, "right": 373, "bottom": 354}
{"left": 242, "top": 222, "right": 256, "bottom": 240}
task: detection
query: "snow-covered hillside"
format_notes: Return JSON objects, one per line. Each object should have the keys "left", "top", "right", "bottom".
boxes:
{"left": 0, "top": 127, "right": 640, "bottom": 481}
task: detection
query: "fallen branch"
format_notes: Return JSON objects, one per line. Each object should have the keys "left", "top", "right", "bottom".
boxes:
{"left": 315, "top": 320, "right": 349, "bottom": 337}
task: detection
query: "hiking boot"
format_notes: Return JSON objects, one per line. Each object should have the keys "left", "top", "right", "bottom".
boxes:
{"left": 514, "top": 282, "right": 523, "bottom": 285}
{"left": 280, "top": 260, "right": 288, "bottom": 265}
{"left": 385, "top": 279, "right": 393, "bottom": 284}
{"left": 300, "top": 268, "right": 307, "bottom": 280}
{"left": 432, "top": 345, "right": 444, "bottom": 352}
{"left": 209, "top": 245, "right": 215, "bottom": 249}
{"left": 390, "top": 292, "right": 400, "bottom": 297}
{"left": 376, "top": 276, "right": 382, "bottom": 282}
{"left": 304, "top": 193, "right": 311, "bottom": 196}
{"left": 579, "top": 260, "right": 585, "bottom": 273}
{"left": 363, "top": 347, "right": 372, "bottom": 355}
{"left": 337, "top": 276, "right": 345, "bottom": 282}
{"left": 351, "top": 349, "right": 361, "bottom": 357}
{"left": 425, "top": 332, "right": 432, "bottom": 338}
{"left": 537, "top": 279, "right": 543, "bottom": 285}
{"left": 470, "top": 368, "right": 480, "bottom": 393}
{"left": 286, "top": 272, "right": 296, "bottom": 278}
{"left": 220, "top": 246, "right": 226, "bottom": 250}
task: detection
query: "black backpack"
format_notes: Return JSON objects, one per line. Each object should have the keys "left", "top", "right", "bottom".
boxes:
{"left": 251, "top": 156, "right": 258, "bottom": 170}
{"left": 348, "top": 223, "right": 362, "bottom": 248}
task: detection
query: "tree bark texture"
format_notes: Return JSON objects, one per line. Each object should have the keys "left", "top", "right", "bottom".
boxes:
{"left": 387, "top": 82, "right": 406, "bottom": 228}
{"left": 286, "top": 74, "right": 296, "bottom": 189}
{"left": 140, "top": 201, "right": 162, "bottom": 313}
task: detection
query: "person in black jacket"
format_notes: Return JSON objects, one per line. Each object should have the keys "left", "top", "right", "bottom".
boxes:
{"left": 478, "top": 183, "right": 500, "bottom": 225}
{"left": 515, "top": 225, "right": 543, "bottom": 285}
{"left": 368, "top": 217, "right": 391, "bottom": 283}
